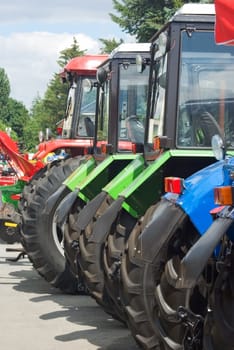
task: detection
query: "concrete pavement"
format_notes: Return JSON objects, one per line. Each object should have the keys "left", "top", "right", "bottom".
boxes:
{"left": 0, "top": 243, "right": 139, "bottom": 350}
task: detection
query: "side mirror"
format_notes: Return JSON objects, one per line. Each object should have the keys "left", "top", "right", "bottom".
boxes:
{"left": 96, "top": 67, "right": 108, "bottom": 85}
{"left": 136, "top": 54, "right": 144, "bottom": 73}
{"left": 211, "top": 134, "right": 225, "bottom": 160}
{"left": 82, "top": 78, "right": 93, "bottom": 93}
{"left": 154, "top": 32, "right": 168, "bottom": 60}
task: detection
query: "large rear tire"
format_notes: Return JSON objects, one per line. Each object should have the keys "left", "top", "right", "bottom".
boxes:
{"left": 78, "top": 195, "right": 127, "bottom": 322}
{"left": 120, "top": 204, "right": 161, "bottom": 349}
{"left": 19, "top": 157, "right": 84, "bottom": 294}
{"left": 103, "top": 208, "right": 137, "bottom": 323}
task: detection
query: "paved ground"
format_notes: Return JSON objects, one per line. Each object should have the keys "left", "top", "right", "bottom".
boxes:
{"left": 0, "top": 242, "right": 139, "bottom": 350}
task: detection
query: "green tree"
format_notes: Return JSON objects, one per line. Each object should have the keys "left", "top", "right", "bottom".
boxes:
{"left": 6, "top": 98, "right": 29, "bottom": 142}
{"left": 111, "top": 0, "right": 213, "bottom": 42}
{"left": 0, "top": 68, "right": 29, "bottom": 145}
{"left": 0, "top": 68, "right": 11, "bottom": 125}
{"left": 57, "top": 37, "right": 86, "bottom": 67}
{"left": 23, "top": 97, "right": 46, "bottom": 152}
{"left": 99, "top": 37, "right": 124, "bottom": 53}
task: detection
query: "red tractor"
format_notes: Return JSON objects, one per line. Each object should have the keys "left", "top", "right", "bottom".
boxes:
{"left": 0, "top": 54, "right": 108, "bottom": 244}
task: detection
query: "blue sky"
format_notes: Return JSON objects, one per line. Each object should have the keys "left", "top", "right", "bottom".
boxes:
{"left": 0, "top": 0, "right": 134, "bottom": 110}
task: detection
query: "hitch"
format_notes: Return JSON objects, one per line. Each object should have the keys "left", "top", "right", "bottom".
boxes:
{"left": 5, "top": 247, "right": 27, "bottom": 262}
{"left": 177, "top": 306, "right": 203, "bottom": 349}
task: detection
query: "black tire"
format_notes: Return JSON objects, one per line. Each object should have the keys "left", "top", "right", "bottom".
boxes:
{"left": 121, "top": 207, "right": 206, "bottom": 350}
{"left": 78, "top": 195, "right": 126, "bottom": 321}
{"left": 120, "top": 204, "right": 161, "bottom": 349}
{"left": 18, "top": 165, "right": 50, "bottom": 213}
{"left": 0, "top": 203, "right": 21, "bottom": 243}
{"left": 19, "top": 157, "right": 84, "bottom": 294}
{"left": 103, "top": 208, "right": 137, "bottom": 323}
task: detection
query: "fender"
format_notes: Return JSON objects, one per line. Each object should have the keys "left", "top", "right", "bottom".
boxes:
{"left": 166, "top": 160, "right": 225, "bottom": 235}
{"left": 45, "top": 184, "right": 69, "bottom": 212}
{"left": 89, "top": 197, "right": 124, "bottom": 244}
{"left": 180, "top": 213, "right": 234, "bottom": 289}
{"left": 134, "top": 198, "right": 186, "bottom": 263}
{"left": 76, "top": 191, "right": 108, "bottom": 230}
{"left": 54, "top": 189, "right": 79, "bottom": 225}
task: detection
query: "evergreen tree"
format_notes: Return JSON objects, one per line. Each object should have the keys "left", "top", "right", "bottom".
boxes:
{"left": 57, "top": 37, "right": 86, "bottom": 68}
{"left": 99, "top": 37, "right": 124, "bottom": 53}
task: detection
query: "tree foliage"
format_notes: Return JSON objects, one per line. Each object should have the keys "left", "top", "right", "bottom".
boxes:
{"left": 0, "top": 68, "right": 11, "bottom": 126}
{"left": 99, "top": 37, "right": 124, "bottom": 53}
{"left": 0, "top": 68, "right": 29, "bottom": 144}
{"left": 57, "top": 37, "right": 86, "bottom": 68}
{"left": 24, "top": 38, "right": 86, "bottom": 151}
{"left": 6, "top": 98, "right": 29, "bottom": 143}
{"left": 111, "top": 0, "right": 214, "bottom": 42}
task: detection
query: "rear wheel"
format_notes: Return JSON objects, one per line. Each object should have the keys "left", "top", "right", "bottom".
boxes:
{"left": 120, "top": 204, "right": 160, "bottom": 349}
{"left": 78, "top": 195, "right": 127, "bottom": 321}
{"left": 20, "top": 157, "right": 84, "bottom": 293}
{"left": 103, "top": 209, "right": 137, "bottom": 322}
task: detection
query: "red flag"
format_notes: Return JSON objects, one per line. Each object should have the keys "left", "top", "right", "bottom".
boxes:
{"left": 215, "top": 0, "right": 234, "bottom": 45}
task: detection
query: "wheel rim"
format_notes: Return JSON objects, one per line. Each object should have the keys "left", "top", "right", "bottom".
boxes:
{"left": 52, "top": 215, "right": 64, "bottom": 256}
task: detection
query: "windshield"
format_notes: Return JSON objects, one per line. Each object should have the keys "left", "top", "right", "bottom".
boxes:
{"left": 177, "top": 30, "right": 234, "bottom": 148}
{"left": 117, "top": 62, "right": 149, "bottom": 150}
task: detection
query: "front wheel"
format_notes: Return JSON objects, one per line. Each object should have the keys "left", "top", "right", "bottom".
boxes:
{"left": 203, "top": 241, "right": 234, "bottom": 350}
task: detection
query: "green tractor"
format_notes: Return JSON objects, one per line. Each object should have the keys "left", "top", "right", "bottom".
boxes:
{"left": 19, "top": 43, "right": 151, "bottom": 293}
{"left": 119, "top": 3, "right": 234, "bottom": 349}
{"left": 50, "top": 3, "right": 233, "bottom": 327}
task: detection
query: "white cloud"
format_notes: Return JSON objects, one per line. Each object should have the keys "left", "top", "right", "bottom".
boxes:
{"left": 0, "top": 32, "right": 101, "bottom": 109}
{"left": 0, "top": 1, "right": 135, "bottom": 110}
{"left": 0, "top": 0, "right": 118, "bottom": 27}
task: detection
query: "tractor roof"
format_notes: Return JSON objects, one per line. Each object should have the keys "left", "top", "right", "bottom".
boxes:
{"left": 171, "top": 3, "right": 215, "bottom": 23}
{"left": 110, "top": 43, "right": 151, "bottom": 57}
{"left": 61, "top": 54, "right": 109, "bottom": 76}
{"left": 175, "top": 3, "right": 215, "bottom": 16}
{"left": 96, "top": 42, "right": 151, "bottom": 69}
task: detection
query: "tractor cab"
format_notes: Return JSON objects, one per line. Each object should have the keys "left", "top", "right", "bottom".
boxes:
{"left": 33, "top": 54, "right": 108, "bottom": 160}
{"left": 143, "top": 3, "right": 234, "bottom": 178}
{"left": 60, "top": 55, "right": 108, "bottom": 140}
{"left": 87, "top": 43, "right": 150, "bottom": 155}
